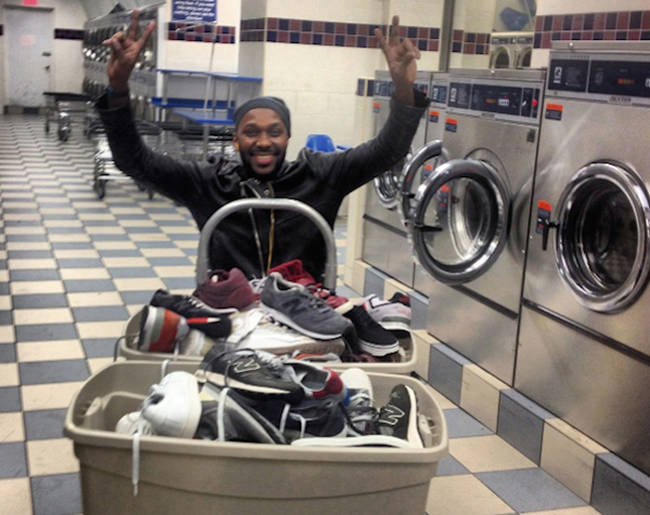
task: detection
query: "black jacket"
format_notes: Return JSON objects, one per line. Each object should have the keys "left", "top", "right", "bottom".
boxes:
{"left": 97, "top": 90, "right": 428, "bottom": 281}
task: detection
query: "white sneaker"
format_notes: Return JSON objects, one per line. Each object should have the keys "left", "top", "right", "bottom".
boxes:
{"left": 340, "top": 368, "right": 375, "bottom": 436}
{"left": 141, "top": 371, "right": 202, "bottom": 438}
{"left": 115, "top": 411, "right": 154, "bottom": 436}
{"left": 363, "top": 293, "right": 412, "bottom": 334}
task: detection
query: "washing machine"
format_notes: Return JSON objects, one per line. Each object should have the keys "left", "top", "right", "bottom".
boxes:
{"left": 362, "top": 70, "right": 431, "bottom": 286}
{"left": 409, "top": 68, "right": 544, "bottom": 384}
{"left": 489, "top": 32, "right": 533, "bottom": 69}
{"left": 517, "top": 45, "right": 650, "bottom": 475}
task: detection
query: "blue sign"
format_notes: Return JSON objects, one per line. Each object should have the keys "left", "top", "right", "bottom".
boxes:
{"left": 172, "top": 0, "right": 217, "bottom": 23}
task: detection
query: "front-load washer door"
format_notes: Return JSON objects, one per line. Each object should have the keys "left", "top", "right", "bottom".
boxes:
{"left": 489, "top": 46, "right": 511, "bottom": 69}
{"left": 400, "top": 140, "right": 449, "bottom": 224}
{"left": 554, "top": 162, "right": 650, "bottom": 313}
{"left": 411, "top": 158, "right": 510, "bottom": 285}
{"left": 372, "top": 151, "right": 411, "bottom": 210}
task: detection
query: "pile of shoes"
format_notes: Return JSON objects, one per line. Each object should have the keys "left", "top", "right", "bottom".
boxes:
{"left": 116, "top": 349, "right": 430, "bottom": 449}
{"left": 127, "top": 260, "right": 413, "bottom": 363}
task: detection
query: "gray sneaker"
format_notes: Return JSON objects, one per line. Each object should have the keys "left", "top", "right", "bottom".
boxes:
{"left": 260, "top": 273, "right": 354, "bottom": 340}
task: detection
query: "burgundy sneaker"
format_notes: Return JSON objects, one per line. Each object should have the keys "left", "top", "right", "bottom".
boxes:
{"left": 138, "top": 305, "right": 189, "bottom": 353}
{"left": 194, "top": 268, "right": 257, "bottom": 310}
{"left": 270, "top": 260, "right": 353, "bottom": 313}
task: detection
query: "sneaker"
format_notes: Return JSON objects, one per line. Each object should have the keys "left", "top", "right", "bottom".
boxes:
{"left": 260, "top": 272, "right": 354, "bottom": 340}
{"left": 255, "top": 397, "right": 347, "bottom": 442}
{"left": 270, "top": 260, "right": 354, "bottom": 313}
{"left": 196, "top": 348, "right": 305, "bottom": 404}
{"left": 292, "top": 352, "right": 342, "bottom": 364}
{"left": 194, "top": 268, "right": 257, "bottom": 310}
{"left": 115, "top": 411, "right": 154, "bottom": 436}
{"left": 282, "top": 359, "right": 347, "bottom": 402}
{"left": 376, "top": 384, "right": 424, "bottom": 448}
{"left": 150, "top": 289, "right": 237, "bottom": 318}
{"left": 340, "top": 368, "right": 376, "bottom": 436}
{"left": 138, "top": 305, "right": 189, "bottom": 353}
{"left": 363, "top": 293, "right": 412, "bottom": 335}
{"left": 195, "top": 384, "right": 287, "bottom": 444}
{"left": 344, "top": 305, "right": 399, "bottom": 357}
{"left": 140, "top": 371, "right": 202, "bottom": 438}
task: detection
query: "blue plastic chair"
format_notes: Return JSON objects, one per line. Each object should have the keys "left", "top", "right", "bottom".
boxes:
{"left": 305, "top": 134, "right": 350, "bottom": 153}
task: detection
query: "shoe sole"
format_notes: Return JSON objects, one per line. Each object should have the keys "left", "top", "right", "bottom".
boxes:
{"left": 358, "top": 337, "right": 400, "bottom": 357}
{"left": 290, "top": 434, "right": 418, "bottom": 448}
{"left": 196, "top": 369, "right": 296, "bottom": 398}
{"left": 403, "top": 385, "right": 425, "bottom": 448}
{"left": 260, "top": 304, "right": 343, "bottom": 340}
{"left": 245, "top": 338, "right": 346, "bottom": 356}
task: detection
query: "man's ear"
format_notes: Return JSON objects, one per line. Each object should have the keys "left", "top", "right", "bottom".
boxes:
{"left": 233, "top": 136, "right": 239, "bottom": 152}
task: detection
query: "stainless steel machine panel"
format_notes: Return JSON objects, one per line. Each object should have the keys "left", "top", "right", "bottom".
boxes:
{"left": 362, "top": 219, "right": 415, "bottom": 286}
{"left": 517, "top": 305, "right": 650, "bottom": 474}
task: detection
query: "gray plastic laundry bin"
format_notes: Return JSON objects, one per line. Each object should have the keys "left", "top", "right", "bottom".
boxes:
{"left": 64, "top": 361, "right": 448, "bottom": 515}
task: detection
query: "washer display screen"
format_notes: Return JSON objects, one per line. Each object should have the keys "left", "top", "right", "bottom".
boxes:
{"left": 589, "top": 60, "right": 650, "bottom": 98}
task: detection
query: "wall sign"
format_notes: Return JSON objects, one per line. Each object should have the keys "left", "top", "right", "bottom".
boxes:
{"left": 172, "top": 0, "right": 217, "bottom": 23}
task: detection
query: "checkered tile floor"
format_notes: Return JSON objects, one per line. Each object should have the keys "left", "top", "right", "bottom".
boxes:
{"left": 0, "top": 115, "right": 601, "bottom": 515}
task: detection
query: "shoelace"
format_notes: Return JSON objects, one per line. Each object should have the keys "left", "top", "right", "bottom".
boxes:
{"left": 345, "top": 390, "right": 377, "bottom": 434}
{"left": 249, "top": 277, "right": 267, "bottom": 295}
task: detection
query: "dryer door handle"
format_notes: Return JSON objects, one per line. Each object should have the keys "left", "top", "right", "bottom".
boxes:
{"left": 413, "top": 223, "right": 443, "bottom": 233}
{"left": 541, "top": 219, "right": 558, "bottom": 251}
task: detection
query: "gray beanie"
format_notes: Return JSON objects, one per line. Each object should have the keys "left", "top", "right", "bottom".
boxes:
{"left": 234, "top": 96, "right": 291, "bottom": 136}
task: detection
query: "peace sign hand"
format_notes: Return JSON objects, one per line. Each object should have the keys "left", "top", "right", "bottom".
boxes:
{"left": 103, "top": 9, "right": 156, "bottom": 91}
{"left": 375, "top": 15, "right": 421, "bottom": 105}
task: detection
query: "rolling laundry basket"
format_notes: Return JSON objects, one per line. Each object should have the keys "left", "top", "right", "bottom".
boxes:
{"left": 117, "top": 198, "right": 418, "bottom": 373}
{"left": 64, "top": 361, "right": 448, "bottom": 515}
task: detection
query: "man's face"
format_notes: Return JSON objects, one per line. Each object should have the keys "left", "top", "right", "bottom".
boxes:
{"left": 234, "top": 108, "right": 289, "bottom": 175}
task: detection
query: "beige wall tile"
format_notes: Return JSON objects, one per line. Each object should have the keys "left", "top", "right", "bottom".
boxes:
{"left": 14, "top": 308, "right": 73, "bottom": 325}
{"left": 2, "top": 201, "right": 38, "bottom": 209}
{"left": 139, "top": 248, "right": 185, "bottom": 258}
{"left": 92, "top": 241, "right": 137, "bottom": 250}
{"left": 0, "top": 295, "right": 11, "bottom": 310}
{"left": 160, "top": 226, "right": 197, "bottom": 234}
{"left": 0, "top": 364, "right": 19, "bottom": 387}
{"left": 175, "top": 240, "right": 197, "bottom": 249}
{"left": 102, "top": 257, "right": 150, "bottom": 268}
{"left": 11, "top": 280, "right": 64, "bottom": 295}
{"left": 48, "top": 233, "right": 91, "bottom": 243}
{"left": 84, "top": 226, "right": 125, "bottom": 235}
{"left": 71, "top": 201, "right": 105, "bottom": 209}
{"left": 27, "top": 439, "right": 79, "bottom": 476}
{"left": 460, "top": 364, "right": 508, "bottom": 432}
{"left": 335, "top": 238, "right": 347, "bottom": 247}
{"left": 53, "top": 249, "right": 100, "bottom": 259}
{"left": 112, "top": 277, "right": 166, "bottom": 292}
{"left": 118, "top": 219, "right": 156, "bottom": 227}
{"left": 3, "top": 213, "right": 41, "bottom": 221}
{"left": 76, "top": 320, "right": 127, "bottom": 339}
{"left": 59, "top": 268, "right": 111, "bottom": 280}
{"left": 67, "top": 291, "right": 123, "bottom": 307}
{"left": 541, "top": 419, "right": 608, "bottom": 502}
{"left": 8, "top": 258, "right": 57, "bottom": 270}
{"left": 22, "top": 382, "right": 84, "bottom": 411}
{"left": 4, "top": 227, "right": 46, "bottom": 235}
{"left": 39, "top": 207, "right": 76, "bottom": 215}
{"left": 128, "top": 233, "right": 170, "bottom": 242}
{"left": 147, "top": 213, "right": 185, "bottom": 221}
{"left": 17, "top": 339, "right": 84, "bottom": 362}
{"left": 0, "top": 412, "right": 25, "bottom": 442}
{"left": 450, "top": 435, "right": 536, "bottom": 473}
{"left": 347, "top": 259, "right": 369, "bottom": 296}
{"left": 76, "top": 213, "right": 116, "bottom": 221}
{"left": 43, "top": 220, "right": 83, "bottom": 228}
{"left": 0, "top": 326, "right": 15, "bottom": 344}
{"left": 6, "top": 242, "right": 51, "bottom": 251}
{"left": 427, "top": 475, "right": 514, "bottom": 515}
{"left": 0, "top": 270, "right": 8, "bottom": 282}
{"left": 0, "top": 478, "right": 32, "bottom": 515}
{"left": 423, "top": 383, "right": 457, "bottom": 410}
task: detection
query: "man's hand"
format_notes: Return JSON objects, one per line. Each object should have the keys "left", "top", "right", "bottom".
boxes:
{"left": 375, "top": 15, "right": 421, "bottom": 105}
{"left": 103, "top": 10, "right": 155, "bottom": 92}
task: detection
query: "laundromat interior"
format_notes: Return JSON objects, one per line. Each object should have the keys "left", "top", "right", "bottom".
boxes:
{"left": 0, "top": 0, "right": 649, "bottom": 514}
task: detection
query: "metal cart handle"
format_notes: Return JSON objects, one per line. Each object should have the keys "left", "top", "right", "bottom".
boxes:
{"left": 196, "top": 198, "right": 338, "bottom": 291}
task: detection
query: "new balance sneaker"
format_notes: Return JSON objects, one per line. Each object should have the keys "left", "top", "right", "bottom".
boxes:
{"left": 282, "top": 359, "right": 347, "bottom": 402}
{"left": 344, "top": 305, "right": 399, "bottom": 357}
{"left": 196, "top": 348, "right": 305, "bottom": 404}
{"left": 194, "top": 268, "right": 257, "bottom": 310}
{"left": 260, "top": 272, "right": 354, "bottom": 340}
{"left": 140, "top": 371, "right": 202, "bottom": 438}
{"left": 363, "top": 293, "right": 412, "bottom": 335}
{"left": 255, "top": 397, "right": 347, "bottom": 442}
{"left": 340, "top": 368, "right": 376, "bottom": 436}
{"left": 376, "top": 384, "right": 424, "bottom": 448}
{"left": 138, "top": 305, "right": 189, "bottom": 353}
{"left": 195, "top": 383, "right": 287, "bottom": 444}
{"left": 270, "top": 260, "right": 354, "bottom": 313}
{"left": 150, "top": 289, "right": 237, "bottom": 318}
{"left": 115, "top": 411, "right": 154, "bottom": 436}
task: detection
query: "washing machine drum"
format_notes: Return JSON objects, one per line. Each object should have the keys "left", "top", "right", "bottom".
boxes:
{"left": 373, "top": 151, "right": 411, "bottom": 209}
{"left": 554, "top": 162, "right": 650, "bottom": 313}
{"left": 411, "top": 158, "right": 510, "bottom": 284}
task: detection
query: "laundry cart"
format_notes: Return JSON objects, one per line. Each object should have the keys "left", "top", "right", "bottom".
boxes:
{"left": 43, "top": 92, "right": 92, "bottom": 142}
{"left": 117, "top": 198, "right": 419, "bottom": 374}
{"left": 64, "top": 360, "right": 448, "bottom": 515}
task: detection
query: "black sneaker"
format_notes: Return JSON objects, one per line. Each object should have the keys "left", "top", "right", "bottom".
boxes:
{"left": 195, "top": 384, "right": 287, "bottom": 444}
{"left": 344, "top": 305, "right": 399, "bottom": 357}
{"left": 150, "top": 289, "right": 236, "bottom": 319}
{"left": 377, "top": 384, "right": 424, "bottom": 448}
{"left": 195, "top": 348, "right": 305, "bottom": 404}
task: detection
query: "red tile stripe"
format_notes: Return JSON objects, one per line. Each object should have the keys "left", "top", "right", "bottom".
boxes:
{"left": 166, "top": 22, "right": 236, "bottom": 43}
{"left": 534, "top": 10, "right": 650, "bottom": 49}
{"left": 450, "top": 30, "right": 491, "bottom": 54}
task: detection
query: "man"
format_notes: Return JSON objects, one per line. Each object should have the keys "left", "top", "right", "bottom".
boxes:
{"left": 99, "top": 11, "right": 429, "bottom": 282}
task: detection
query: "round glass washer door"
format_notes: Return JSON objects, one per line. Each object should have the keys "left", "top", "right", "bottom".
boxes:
{"left": 411, "top": 158, "right": 510, "bottom": 284}
{"left": 555, "top": 162, "right": 650, "bottom": 313}
{"left": 373, "top": 151, "right": 411, "bottom": 210}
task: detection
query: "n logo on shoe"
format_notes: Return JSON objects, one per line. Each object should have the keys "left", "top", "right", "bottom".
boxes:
{"left": 281, "top": 297, "right": 309, "bottom": 315}
{"left": 232, "top": 358, "right": 261, "bottom": 374}
{"left": 378, "top": 403, "right": 405, "bottom": 426}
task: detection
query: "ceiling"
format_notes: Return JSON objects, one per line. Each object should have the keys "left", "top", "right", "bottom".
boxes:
{"left": 81, "top": 0, "right": 163, "bottom": 21}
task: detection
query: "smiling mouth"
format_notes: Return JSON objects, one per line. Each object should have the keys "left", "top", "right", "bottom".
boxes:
{"left": 254, "top": 155, "right": 275, "bottom": 166}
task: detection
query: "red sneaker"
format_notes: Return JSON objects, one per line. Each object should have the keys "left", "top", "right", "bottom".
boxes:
{"left": 194, "top": 268, "right": 257, "bottom": 310}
